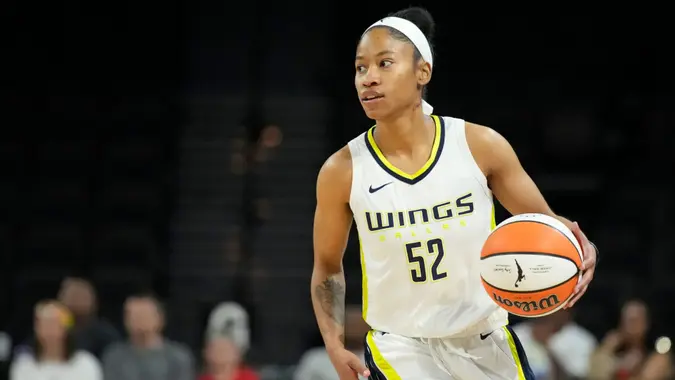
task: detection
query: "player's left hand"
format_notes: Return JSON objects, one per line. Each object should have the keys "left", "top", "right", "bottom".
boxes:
{"left": 565, "top": 222, "right": 596, "bottom": 309}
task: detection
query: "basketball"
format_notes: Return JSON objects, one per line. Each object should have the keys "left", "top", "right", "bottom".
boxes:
{"left": 480, "top": 213, "right": 583, "bottom": 318}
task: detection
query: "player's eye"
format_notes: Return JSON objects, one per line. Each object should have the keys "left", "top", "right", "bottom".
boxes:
{"left": 380, "top": 60, "right": 393, "bottom": 68}
{"left": 355, "top": 65, "right": 367, "bottom": 73}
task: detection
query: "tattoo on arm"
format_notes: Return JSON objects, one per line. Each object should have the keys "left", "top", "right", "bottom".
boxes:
{"left": 314, "top": 276, "right": 346, "bottom": 326}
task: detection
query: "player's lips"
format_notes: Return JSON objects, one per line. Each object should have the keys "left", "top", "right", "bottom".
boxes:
{"left": 361, "top": 90, "right": 385, "bottom": 103}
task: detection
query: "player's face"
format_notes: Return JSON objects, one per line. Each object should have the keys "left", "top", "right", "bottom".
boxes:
{"left": 355, "top": 28, "right": 431, "bottom": 120}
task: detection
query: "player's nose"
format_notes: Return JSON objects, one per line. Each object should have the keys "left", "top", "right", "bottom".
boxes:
{"left": 362, "top": 68, "right": 381, "bottom": 87}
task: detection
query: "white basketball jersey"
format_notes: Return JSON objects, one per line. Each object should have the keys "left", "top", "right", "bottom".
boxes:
{"left": 348, "top": 115, "right": 508, "bottom": 338}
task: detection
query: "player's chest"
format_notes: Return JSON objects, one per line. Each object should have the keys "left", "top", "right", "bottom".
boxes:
{"left": 354, "top": 176, "right": 488, "bottom": 233}
{"left": 359, "top": 169, "right": 483, "bottom": 209}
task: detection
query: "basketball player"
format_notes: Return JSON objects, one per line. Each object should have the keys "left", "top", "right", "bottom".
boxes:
{"left": 311, "top": 7, "right": 598, "bottom": 380}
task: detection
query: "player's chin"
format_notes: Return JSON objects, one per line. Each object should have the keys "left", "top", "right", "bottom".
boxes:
{"left": 361, "top": 104, "right": 389, "bottom": 120}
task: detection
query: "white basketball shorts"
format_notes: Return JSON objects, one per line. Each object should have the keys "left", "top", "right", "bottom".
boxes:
{"left": 363, "top": 325, "right": 534, "bottom": 380}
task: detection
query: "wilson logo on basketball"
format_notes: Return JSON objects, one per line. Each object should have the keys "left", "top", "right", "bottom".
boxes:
{"left": 492, "top": 293, "right": 560, "bottom": 312}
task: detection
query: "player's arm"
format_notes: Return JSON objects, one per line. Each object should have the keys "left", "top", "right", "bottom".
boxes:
{"left": 311, "top": 147, "right": 354, "bottom": 352}
{"left": 467, "top": 122, "right": 597, "bottom": 306}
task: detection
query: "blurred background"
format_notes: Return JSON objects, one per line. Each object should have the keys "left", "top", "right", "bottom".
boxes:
{"left": 4, "top": 1, "right": 675, "bottom": 380}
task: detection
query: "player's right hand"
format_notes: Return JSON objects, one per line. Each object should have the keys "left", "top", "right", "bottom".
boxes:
{"left": 328, "top": 347, "right": 370, "bottom": 379}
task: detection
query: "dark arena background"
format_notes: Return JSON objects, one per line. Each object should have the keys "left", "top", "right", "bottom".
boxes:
{"left": 4, "top": 1, "right": 674, "bottom": 379}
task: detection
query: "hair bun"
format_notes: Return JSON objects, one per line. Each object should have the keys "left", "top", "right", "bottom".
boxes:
{"left": 391, "top": 7, "right": 435, "bottom": 41}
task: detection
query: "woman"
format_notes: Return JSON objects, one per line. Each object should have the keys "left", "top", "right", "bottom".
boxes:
{"left": 588, "top": 299, "right": 650, "bottom": 380}
{"left": 10, "top": 300, "right": 102, "bottom": 380}
{"left": 310, "top": 5, "right": 597, "bottom": 380}
{"left": 199, "top": 336, "right": 258, "bottom": 380}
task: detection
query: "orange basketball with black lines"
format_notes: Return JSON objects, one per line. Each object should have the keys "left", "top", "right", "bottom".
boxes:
{"left": 480, "top": 213, "right": 583, "bottom": 318}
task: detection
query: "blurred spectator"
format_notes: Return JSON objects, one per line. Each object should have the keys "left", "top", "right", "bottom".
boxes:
{"left": 199, "top": 336, "right": 258, "bottom": 380}
{"left": 205, "top": 302, "right": 250, "bottom": 355}
{"left": 513, "top": 309, "right": 596, "bottom": 380}
{"left": 513, "top": 316, "right": 557, "bottom": 379}
{"left": 102, "top": 293, "right": 195, "bottom": 380}
{"left": 57, "top": 277, "right": 120, "bottom": 358}
{"left": 10, "top": 301, "right": 102, "bottom": 380}
{"left": 294, "top": 305, "right": 368, "bottom": 380}
{"left": 0, "top": 332, "right": 13, "bottom": 367}
{"left": 588, "top": 299, "right": 650, "bottom": 380}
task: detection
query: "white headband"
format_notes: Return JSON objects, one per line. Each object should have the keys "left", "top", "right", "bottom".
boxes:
{"left": 364, "top": 17, "right": 434, "bottom": 115}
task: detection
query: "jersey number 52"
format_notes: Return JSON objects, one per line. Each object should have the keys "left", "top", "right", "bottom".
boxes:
{"left": 405, "top": 238, "right": 447, "bottom": 283}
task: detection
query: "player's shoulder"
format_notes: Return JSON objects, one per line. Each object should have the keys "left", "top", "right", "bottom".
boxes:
{"left": 432, "top": 116, "right": 499, "bottom": 143}
{"left": 316, "top": 145, "right": 353, "bottom": 201}
{"left": 464, "top": 121, "right": 512, "bottom": 155}
{"left": 320, "top": 145, "right": 352, "bottom": 178}
{"left": 462, "top": 121, "right": 514, "bottom": 175}
{"left": 464, "top": 121, "right": 504, "bottom": 145}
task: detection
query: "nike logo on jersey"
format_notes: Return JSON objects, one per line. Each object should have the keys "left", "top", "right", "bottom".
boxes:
{"left": 479, "top": 331, "right": 493, "bottom": 340}
{"left": 368, "top": 182, "right": 392, "bottom": 194}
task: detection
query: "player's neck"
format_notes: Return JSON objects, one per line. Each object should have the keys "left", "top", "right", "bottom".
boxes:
{"left": 374, "top": 109, "right": 432, "bottom": 155}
